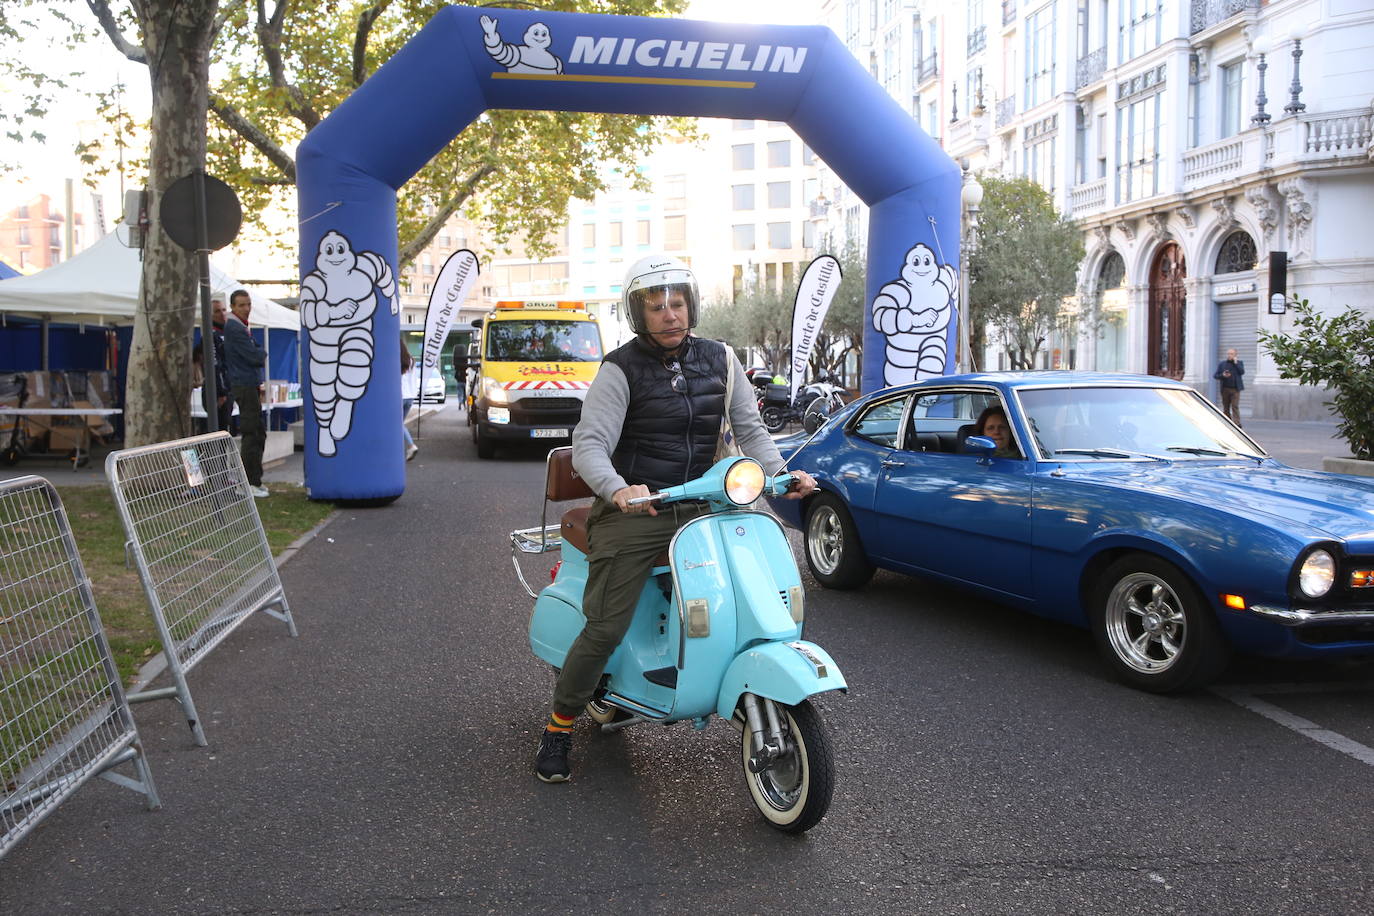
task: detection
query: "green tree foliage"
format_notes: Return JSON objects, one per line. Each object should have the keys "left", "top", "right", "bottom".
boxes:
{"left": 205, "top": 0, "right": 695, "bottom": 265}
{"left": 1259, "top": 299, "right": 1374, "bottom": 460}
{"left": 968, "top": 175, "right": 1084, "bottom": 370}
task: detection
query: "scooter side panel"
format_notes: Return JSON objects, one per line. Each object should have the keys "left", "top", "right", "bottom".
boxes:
{"left": 529, "top": 542, "right": 589, "bottom": 669}
{"left": 715, "top": 640, "right": 847, "bottom": 721}
{"left": 722, "top": 518, "right": 803, "bottom": 647}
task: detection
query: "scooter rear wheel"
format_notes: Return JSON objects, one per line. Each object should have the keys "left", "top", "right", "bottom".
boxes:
{"left": 740, "top": 699, "right": 834, "bottom": 833}
{"left": 586, "top": 698, "right": 631, "bottom": 725}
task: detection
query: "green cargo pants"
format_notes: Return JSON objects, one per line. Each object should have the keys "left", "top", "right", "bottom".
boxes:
{"left": 551, "top": 496, "right": 709, "bottom": 717}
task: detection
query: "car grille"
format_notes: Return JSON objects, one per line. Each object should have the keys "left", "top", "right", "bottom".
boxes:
{"left": 512, "top": 397, "right": 581, "bottom": 411}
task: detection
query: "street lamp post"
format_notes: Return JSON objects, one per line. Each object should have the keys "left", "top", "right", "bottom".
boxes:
{"left": 958, "top": 170, "right": 984, "bottom": 373}
{"left": 1251, "top": 36, "right": 1272, "bottom": 126}
{"left": 1284, "top": 23, "right": 1308, "bottom": 116}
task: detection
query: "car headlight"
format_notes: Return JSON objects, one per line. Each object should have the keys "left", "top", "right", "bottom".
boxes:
{"left": 724, "top": 458, "right": 765, "bottom": 506}
{"left": 1298, "top": 549, "right": 1336, "bottom": 598}
{"left": 482, "top": 377, "right": 509, "bottom": 405}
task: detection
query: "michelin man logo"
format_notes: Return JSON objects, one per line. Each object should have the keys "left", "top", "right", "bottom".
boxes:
{"left": 871, "top": 243, "right": 958, "bottom": 385}
{"left": 480, "top": 15, "right": 563, "bottom": 74}
{"left": 301, "top": 230, "right": 396, "bottom": 458}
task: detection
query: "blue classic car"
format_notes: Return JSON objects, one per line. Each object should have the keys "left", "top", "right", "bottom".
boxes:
{"left": 770, "top": 372, "right": 1374, "bottom": 692}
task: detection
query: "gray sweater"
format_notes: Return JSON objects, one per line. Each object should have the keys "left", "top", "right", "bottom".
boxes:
{"left": 572, "top": 347, "right": 786, "bottom": 501}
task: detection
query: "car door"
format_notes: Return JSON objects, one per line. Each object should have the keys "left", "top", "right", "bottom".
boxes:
{"left": 874, "top": 388, "right": 1035, "bottom": 600}
{"left": 828, "top": 391, "right": 913, "bottom": 560}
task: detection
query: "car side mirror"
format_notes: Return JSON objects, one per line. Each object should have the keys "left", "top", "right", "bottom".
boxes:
{"left": 965, "top": 435, "right": 996, "bottom": 465}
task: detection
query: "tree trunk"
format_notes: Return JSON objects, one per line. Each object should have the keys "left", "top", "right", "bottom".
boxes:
{"left": 124, "top": 1, "right": 217, "bottom": 447}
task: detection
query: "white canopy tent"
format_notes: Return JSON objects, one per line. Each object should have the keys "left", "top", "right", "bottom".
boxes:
{"left": 0, "top": 225, "right": 299, "bottom": 330}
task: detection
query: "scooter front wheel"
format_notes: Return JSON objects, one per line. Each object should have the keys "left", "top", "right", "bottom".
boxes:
{"left": 740, "top": 699, "right": 834, "bottom": 833}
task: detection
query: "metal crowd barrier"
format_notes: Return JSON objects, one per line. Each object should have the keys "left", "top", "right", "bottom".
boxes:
{"left": 106, "top": 431, "right": 297, "bottom": 746}
{"left": 1, "top": 476, "right": 160, "bottom": 859}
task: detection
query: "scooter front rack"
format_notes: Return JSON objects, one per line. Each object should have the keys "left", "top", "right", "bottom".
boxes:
{"left": 509, "top": 523, "right": 563, "bottom": 598}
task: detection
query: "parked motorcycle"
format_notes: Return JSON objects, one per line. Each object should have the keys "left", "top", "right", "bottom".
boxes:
{"left": 758, "top": 374, "right": 847, "bottom": 434}
{"left": 511, "top": 449, "right": 845, "bottom": 833}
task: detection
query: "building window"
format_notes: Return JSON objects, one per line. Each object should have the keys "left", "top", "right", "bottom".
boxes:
{"left": 732, "top": 184, "right": 756, "bottom": 210}
{"left": 846, "top": 0, "right": 860, "bottom": 47}
{"left": 662, "top": 173, "right": 687, "bottom": 208}
{"left": 767, "top": 140, "right": 791, "bottom": 168}
{"left": 1024, "top": 136, "right": 1057, "bottom": 192}
{"left": 733, "top": 224, "right": 756, "bottom": 250}
{"left": 732, "top": 144, "right": 755, "bottom": 170}
{"left": 768, "top": 222, "right": 792, "bottom": 249}
{"left": 966, "top": 66, "right": 984, "bottom": 114}
{"left": 884, "top": 35, "right": 900, "bottom": 94}
{"left": 664, "top": 215, "right": 686, "bottom": 250}
{"left": 1118, "top": 0, "right": 1163, "bottom": 63}
{"left": 1025, "top": 4, "right": 1056, "bottom": 108}
{"left": 801, "top": 144, "right": 815, "bottom": 165}
{"left": 928, "top": 99, "right": 940, "bottom": 140}
{"left": 1214, "top": 230, "right": 1257, "bottom": 274}
{"left": 1219, "top": 59, "right": 1244, "bottom": 140}
{"left": 733, "top": 119, "right": 755, "bottom": 130}
{"left": 767, "top": 181, "right": 791, "bottom": 208}
{"left": 582, "top": 224, "right": 596, "bottom": 248}
{"left": 17, "top": 226, "right": 29, "bottom": 245}
{"left": 609, "top": 221, "right": 623, "bottom": 247}
{"left": 636, "top": 219, "right": 650, "bottom": 246}
{"left": 1117, "top": 90, "right": 1162, "bottom": 204}
{"left": 803, "top": 220, "right": 817, "bottom": 249}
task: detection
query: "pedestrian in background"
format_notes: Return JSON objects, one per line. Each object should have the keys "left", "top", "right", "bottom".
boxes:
{"left": 224, "top": 289, "right": 269, "bottom": 498}
{"left": 205, "top": 295, "right": 232, "bottom": 433}
{"left": 400, "top": 338, "right": 419, "bottom": 461}
{"left": 1213, "top": 347, "right": 1245, "bottom": 427}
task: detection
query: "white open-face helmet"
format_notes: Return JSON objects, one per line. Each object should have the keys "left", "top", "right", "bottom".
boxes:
{"left": 623, "top": 254, "right": 698, "bottom": 336}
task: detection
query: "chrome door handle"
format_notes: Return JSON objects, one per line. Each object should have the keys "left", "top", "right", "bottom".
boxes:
{"left": 839, "top": 471, "right": 860, "bottom": 480}
{"left": 880, "top": 458, "right": 905, "bottom": 469}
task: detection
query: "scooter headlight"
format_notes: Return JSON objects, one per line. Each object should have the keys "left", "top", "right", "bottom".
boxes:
{"left": 723, "top": 458, "right": 766, "bottom": 506}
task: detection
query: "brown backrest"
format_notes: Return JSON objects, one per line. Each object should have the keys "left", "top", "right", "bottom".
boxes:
{"left": 546, "top": 446, "right": 595, "bottom": 502}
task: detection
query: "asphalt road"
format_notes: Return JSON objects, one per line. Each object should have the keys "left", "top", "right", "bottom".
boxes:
{"left": 3, "top": 406, "right": 1373, "bottom": 914}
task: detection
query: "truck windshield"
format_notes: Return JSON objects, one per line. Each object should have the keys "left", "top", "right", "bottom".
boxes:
{"left": 485, "top": 319, "right": 602, "bottom": 362}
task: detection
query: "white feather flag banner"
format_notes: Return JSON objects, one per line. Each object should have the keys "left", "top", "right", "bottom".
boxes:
{"left": 789, "top": 254, "right": 842, "bottom": 402}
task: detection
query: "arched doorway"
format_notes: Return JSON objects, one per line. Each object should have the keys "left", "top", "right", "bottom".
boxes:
{"left": 1147, "top": 242, "right": 1186, "bottom": 379}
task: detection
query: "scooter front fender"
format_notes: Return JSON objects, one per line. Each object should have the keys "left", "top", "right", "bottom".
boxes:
{"left": 715, "top": 640, "right": 846, "bottom": 720}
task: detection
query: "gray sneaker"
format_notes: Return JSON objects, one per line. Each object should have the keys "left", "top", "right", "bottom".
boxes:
{"left": 249, "top": 485, "right": 269, "bottom": 499}
{"left": 535, "top": 730, "right": 572, "bottom": 783}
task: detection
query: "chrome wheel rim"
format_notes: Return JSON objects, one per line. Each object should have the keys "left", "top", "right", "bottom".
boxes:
{"left": 750, "top": 718, "right": 804, "bottom": 812}
{"left": 806, "top": 505, "right": 843, "bottom": 576}
{"left": 1105, "top": 572, "right": 1187, "bottom": 674}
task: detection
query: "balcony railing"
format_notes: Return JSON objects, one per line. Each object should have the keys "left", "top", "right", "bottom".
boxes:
{"left": 917, "top": 53, "right": 938, "bottom": 84}
{"left": 1181, "top": 136, "right": 1244, "bottom": 185}
{"left": 1069, "top": 178, "right": 1107, "bottom": 216}
{"left": 1304, "top": 109, "right": 1373, "bottom": 156}
{"left": 967, "top": 26, "right": 987, "bottom": 56}
{"left": 1003, "top": 0, "right": 1017, "bottom": 26}
{"left": 1190, "top": 0, "right": 1258, "bottom": 36}
{"left": 996, "top": 96, "right": 1016, "bottom": 128}
{"left": 1076, "top": 48, "right": 1106, "bottom": 89}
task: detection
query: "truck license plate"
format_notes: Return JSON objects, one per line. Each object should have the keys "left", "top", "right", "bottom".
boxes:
{"left": 531, "top": 428, "right": 568, "bottom": 438}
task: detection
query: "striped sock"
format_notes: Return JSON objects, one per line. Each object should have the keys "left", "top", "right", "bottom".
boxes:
{"left": 546, "top": 711, "right": 575, "bottom": 733}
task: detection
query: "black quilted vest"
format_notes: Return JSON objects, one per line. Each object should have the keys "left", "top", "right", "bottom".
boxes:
{"left": 604, "top": 336, "right": 728, "bottom": 492}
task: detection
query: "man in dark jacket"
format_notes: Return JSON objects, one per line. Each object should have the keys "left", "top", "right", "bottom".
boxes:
{"left": 202, "top": 296, "right": 232, "bottom": 433}
{"left": 224, "top": 289, "right": 269, "bottom": 497}
{"left": 1213, "top": 348, "right": 1245, "bottom": 426}
{"left": 532, "top": 254, "right": 817, "bottom": 784}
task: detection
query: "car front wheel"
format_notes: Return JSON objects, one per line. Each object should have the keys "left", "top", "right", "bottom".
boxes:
{"left": 1092, "top": 553, "right": 1230, "bottom": 693}
{"left": 803, "top": 493, "right": 874, "bottom": 589}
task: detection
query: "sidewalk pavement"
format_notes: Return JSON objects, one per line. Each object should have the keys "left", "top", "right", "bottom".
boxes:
{"left": 0, "top": 405, "right": 1351, "bottom": 488}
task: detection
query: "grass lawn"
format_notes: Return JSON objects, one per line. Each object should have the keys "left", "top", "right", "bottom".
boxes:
{"left": 54, "top": 484, "right": 335, "bottom": 685}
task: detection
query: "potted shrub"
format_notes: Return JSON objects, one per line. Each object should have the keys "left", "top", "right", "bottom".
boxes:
{"left": 1259, "top": 299, "right": 1374, "bottom": 476}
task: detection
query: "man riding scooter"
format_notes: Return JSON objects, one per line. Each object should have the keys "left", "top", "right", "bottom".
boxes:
{"left": 535, "top": 253, "right": 817, "bottom": 783}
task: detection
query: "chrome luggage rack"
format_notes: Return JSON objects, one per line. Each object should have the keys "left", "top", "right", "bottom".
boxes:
{"left": 509, "top": 523, "right": 562, "bottom": 598}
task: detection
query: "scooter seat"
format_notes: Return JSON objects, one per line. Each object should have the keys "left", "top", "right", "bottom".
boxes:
{"left": 560, "top": 506, "right": 669, "bottom": 565}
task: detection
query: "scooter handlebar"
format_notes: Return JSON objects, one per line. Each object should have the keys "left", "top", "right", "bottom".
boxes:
{"left": 626, "top": 492, "right": 665, "bottom": 506}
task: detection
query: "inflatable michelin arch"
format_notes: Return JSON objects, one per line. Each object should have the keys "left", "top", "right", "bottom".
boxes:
{"left": 297, "top": 6, "right": 959, "bottom": 501}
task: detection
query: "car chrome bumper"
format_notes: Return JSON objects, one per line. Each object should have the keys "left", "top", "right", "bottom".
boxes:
{"left": 1250, "top": 604, "right": 1374, "bottom": 626}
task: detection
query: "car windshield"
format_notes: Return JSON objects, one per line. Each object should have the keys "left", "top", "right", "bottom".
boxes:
{"left": 485, "top": 319, "right": 602, "bottom": 362}
{"left": 1017, "top": 386, "right": 1264, "bottom": 460}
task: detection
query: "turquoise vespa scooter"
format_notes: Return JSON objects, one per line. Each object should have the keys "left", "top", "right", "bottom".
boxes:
{"left": 512, "top": 448, "right": 846, "bottom": 833}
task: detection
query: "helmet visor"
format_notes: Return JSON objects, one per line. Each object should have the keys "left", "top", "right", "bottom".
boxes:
{"left": 625, "top": 273, "right": 698, "bottom": 336}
